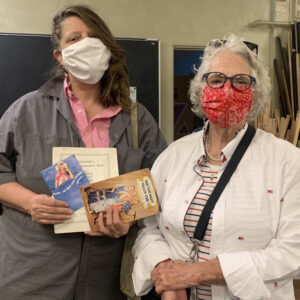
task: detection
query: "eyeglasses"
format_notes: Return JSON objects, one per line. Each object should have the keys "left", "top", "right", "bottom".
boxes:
{"left": 202, "top": 72, "right": 256, "bottom": 91}
{"left": 208, "top": 39, "right": 258, "bottom": 55}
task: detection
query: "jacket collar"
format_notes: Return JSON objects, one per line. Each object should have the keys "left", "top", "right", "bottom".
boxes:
{"left": 39, "top": 76, "right": 81, "bottom": 135}
{"left": 39, "top": 76, "right": 130, "bottom": 147}
{"left": 221, "top": 123, "right": 249, "bottom": 162}
{"left": 39, "top": 76, "right": 64, "bottom": 98}
{"left": 197, "top": 122, "right": 249, "bottom": 167}
{"left": 109, "top": 109, "right": 131, "bottom": 147}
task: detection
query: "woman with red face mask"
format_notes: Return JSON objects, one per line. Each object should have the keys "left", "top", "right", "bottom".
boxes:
{"left": 132, "top": 33, "right": 300, "bottom": 300}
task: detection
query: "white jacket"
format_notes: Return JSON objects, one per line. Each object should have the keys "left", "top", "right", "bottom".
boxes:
{"left": 132, "top": 125, "right": 300, "bottom": 300}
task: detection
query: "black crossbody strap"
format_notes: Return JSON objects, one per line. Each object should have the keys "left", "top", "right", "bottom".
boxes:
{"left": 193, "top": 125, "right": 256, "bottom": 241}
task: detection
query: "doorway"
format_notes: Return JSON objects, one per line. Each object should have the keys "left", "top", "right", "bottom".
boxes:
{"left": 174, "top": 47, "right": 204, "bottom": 141}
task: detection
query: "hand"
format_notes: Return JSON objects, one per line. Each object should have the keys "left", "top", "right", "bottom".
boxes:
{"left": 151, "top": 260, "right": 197, "bottom": 294}
{"left": 30, "top": 194, "right": 73, "bottom": 224}
{"left": 85, "top": 205, "right": 133, "bottom": 238}
{"left": 154, "top": 258, "right": 173, "bottom": 268}
{"left": 161, "top": 290, "right": 187, "bottom": 300}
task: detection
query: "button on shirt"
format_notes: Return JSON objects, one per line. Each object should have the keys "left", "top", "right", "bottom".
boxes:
{"left": 64, "top": 79, "right": 121, "bottom": 147}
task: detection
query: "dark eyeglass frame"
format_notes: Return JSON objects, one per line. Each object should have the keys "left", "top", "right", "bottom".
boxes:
{"left": 202, "top": 72, "right": 256, "bottom": 91}
{"left": 208, "top": 39, "right": 258, "bottom": 55}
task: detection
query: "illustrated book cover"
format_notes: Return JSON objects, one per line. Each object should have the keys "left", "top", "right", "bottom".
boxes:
{"left": 80, "top": 168, "right": 159, "bottom": 232}
{"left": 50, "top": 147, "right": 119, "bottom": 234}
{"left": 40, "top": 154, "right": 90, "bottom": 233}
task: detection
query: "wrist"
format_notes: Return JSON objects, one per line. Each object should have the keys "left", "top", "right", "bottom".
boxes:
{"left": 193, "top": 258, "right": 225, "bottom": 285}
{"left": 129, "top": 220, "right": 137, "bottom": 227}
{"left": 155, "top": 258, "right": 173, "bottom": 268}
{"left": 25, "top": 196, "right": 34, "bottom": 215}
{"left": 24, "top": 192, "right": 39, "bottom": 215}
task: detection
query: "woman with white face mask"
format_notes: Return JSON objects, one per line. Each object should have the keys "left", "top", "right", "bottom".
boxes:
{"left": 133, "top": 34, "right": 300, "bottom": 300}
{"left": 0, "top": 5, "right": 167, "bottom": 300}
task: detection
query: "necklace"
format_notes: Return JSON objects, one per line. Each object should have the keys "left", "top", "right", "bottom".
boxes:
{"left": 203, "top": 132, "right": 221, "bottom": 162}
{"left": 206, "top": 148, "right": 221, "bottom": 162}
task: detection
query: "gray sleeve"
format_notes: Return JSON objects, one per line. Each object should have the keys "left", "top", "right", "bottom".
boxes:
{"left": 0, "top": 102, "right": 17, "bottom": 184}
{"left": 137, "top": 104, "right": 168, "bottom": 169}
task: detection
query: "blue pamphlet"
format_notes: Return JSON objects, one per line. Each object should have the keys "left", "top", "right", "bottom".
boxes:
{"left": 40, "top": 154, "right": 89, "bottom": 211}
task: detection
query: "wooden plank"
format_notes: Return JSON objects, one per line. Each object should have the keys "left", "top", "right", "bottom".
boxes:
{"left": 297, "top": 21, "right": 300, "bottom": 53}
{"left": 278, "top": 115, "right": 291, "bottom": 139}
{"left": 274, "top": 108, "right": 280, "bottom": 137}
{"left": 274, "top": 108, "right": 280, "bottom": 122}
{"left": 276, "top": 36, "right": 290, "bottom": 90}
{"left": 257, "top": 114, "right": 262, "bottom": 130}
{"left": 274, "top": 58, "right": 288, "bottom": 116}
{"left": 286, "top": 129, "right": 291, "bottom": 141}
{"left": 296, "top": 54, "right": 300, "bottom": 113}
{"left": 291, "top": 23, "right": 299, "bottom": 114}
{"left": 266, "top": 119, "right": 277, "bottom": 136}
{"left": 290, "top": 119, "right": 296, "bottom": 143}
{"left": 292, "top": 111, "right": 300, "bottom": 145}
{"left": 254, "top": 116, "right": 258, "bottom": 128}
{"left": 288, "top": 31, "right": 295, "bottom": 119}
{"left": 294, "top": 280, "right": 300, "bottom": 300}
{"left": 283, "top": 47, "right": 291, "bottom": 95}
{"left": 282, "top": 69, "right": 292, "bottom": 115}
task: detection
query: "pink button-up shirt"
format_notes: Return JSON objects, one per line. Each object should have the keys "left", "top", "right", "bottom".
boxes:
{"left": 64, "top": 79, "right": 121, "bottom": 147}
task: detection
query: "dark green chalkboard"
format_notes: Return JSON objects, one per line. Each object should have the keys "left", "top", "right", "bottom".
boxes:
{"left": 0, "top": 33, "right": 159, "bottom": 123}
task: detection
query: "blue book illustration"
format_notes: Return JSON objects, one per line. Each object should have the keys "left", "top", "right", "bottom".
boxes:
{"left": 40, "top": 154, "right": 89, "bottom": 211}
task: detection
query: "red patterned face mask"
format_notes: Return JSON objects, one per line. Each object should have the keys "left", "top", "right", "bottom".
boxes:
{"left": 201, "top": 82, "right": 253, "bottom": 128}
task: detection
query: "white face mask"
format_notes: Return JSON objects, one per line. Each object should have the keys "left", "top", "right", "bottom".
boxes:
{"left": 62, "top": 37, "right": 111, "bottom": 84}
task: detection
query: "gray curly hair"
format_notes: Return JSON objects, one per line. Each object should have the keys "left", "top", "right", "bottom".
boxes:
{"left": 189, "top": 33, "right": 271, "bottom": 121}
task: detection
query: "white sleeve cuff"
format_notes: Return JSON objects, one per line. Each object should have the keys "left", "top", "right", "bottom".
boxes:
{"left": 132, "top": 227, "right": 174, "bottom": 296}
{"left": 218, "top": 252, "right": 271, "bottom": 300}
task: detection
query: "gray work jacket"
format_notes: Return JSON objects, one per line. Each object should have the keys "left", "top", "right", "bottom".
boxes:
{"left": 0, "top": 77, "right": 167, "bottom": 300}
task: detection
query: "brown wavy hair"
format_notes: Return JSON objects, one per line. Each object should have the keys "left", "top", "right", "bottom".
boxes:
{"left": 51, "top": 5, "right": 131, "bottom": 111}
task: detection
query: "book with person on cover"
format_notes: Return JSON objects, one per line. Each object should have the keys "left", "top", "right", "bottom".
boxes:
{"left": 53, "top": 147, "right": 119, "bottom": 184}
{"left": 50, "top": 147, "right": 119, "bottom": 234}
{"left": 40, "top": 154, "right": 90, "bottom": 234}
{"left": 80, "top": 168, "right": 159, "bottom": 232}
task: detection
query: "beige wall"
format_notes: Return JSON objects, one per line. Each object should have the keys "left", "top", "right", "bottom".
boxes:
{"left": 0, "top": 0, "right": 273, "bottom": 143}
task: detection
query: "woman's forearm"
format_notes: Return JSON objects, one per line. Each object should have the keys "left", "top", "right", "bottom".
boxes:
{"left": 151, "top": 258, "right": 226, "bottom": 294}
{"left": 194, "top": 258, "right": 226, "bottom": 285}
{"left": 0, "top": 182, "right": 36, "bottom": 214}
{"left": 0, "top": 182, "right": 73, "bottom": 224}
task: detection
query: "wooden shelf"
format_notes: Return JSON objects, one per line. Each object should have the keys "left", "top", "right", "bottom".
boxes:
{"left": 248, "top": 20, "right": 291, "bottom": 28}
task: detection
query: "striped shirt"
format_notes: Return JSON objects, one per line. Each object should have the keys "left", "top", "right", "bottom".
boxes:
{"left": 184, "top": 162, "right": 222, "bottom": 300}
